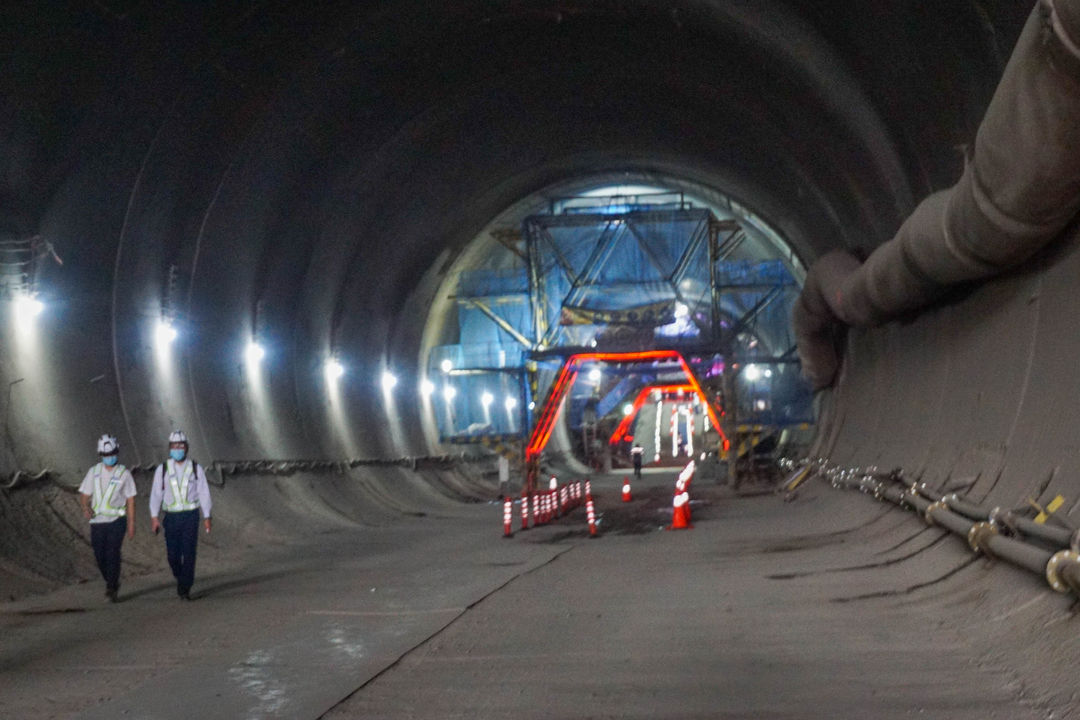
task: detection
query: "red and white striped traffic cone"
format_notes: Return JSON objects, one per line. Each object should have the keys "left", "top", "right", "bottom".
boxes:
{"left": 520, "top": 491, "right": 530, "bottom": 531}
{"left": 503, "top": 497, "right": 514, "bottom": 537}
{"left": 622, "top": 477, "right": 632, "bottom": 502}
{"left": 585, "top": 479, "right": 592, "bottom": 497}
{"left": 677, "top": 460, "right": 695, "bottom": 491}
{"left": 586, "top": 496, "right": 598, "bottom": 538}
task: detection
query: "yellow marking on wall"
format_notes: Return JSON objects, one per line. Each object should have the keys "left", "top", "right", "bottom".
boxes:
{"left": 1035, "top": 495, "right": 1066, "bottom": 524}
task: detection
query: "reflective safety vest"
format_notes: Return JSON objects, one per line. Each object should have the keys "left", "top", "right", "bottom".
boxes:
{"left": 163, "top": 460, "right": 199, "bottom": 512}
{"left": 92, "top": 463, "right": 128, "bottom": 518}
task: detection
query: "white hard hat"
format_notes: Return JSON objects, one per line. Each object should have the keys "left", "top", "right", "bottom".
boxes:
{"left": 168, "top": 430, "right": 188, "bottom": 445}
{"left": 97, "top": 434, "right": 119, "bottom": 455}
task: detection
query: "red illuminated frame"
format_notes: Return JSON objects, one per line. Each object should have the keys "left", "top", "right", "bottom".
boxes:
{"left": 525, "top": 350, "right": 729, "bottom": 461}
{"left": 607, "top": 384, "right": 695, "bottom": 445}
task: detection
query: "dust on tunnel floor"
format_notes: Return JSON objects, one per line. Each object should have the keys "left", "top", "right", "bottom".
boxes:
{"left": 323, "top": 477, "right": 1047, "bottom": 720}
{"left": 0, "top": 472, "right": 1054, "bottom": 719}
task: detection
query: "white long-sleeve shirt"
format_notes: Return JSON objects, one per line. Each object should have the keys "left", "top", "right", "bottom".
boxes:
{"left": 149, "top": 459, "right": 212, "bottom": 518}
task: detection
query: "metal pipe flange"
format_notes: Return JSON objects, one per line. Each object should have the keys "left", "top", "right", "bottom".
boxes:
{"left": 1045, "top": 549, "right": 1080, "bottom": 593}
{"left": 967, "top": 521, "right": 999, "bottom": 556}
{"left": 924, "top": 500, "right": 948, "bottom": 526}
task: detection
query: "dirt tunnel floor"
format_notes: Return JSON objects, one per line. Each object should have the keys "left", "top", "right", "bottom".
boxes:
{"left": 0, "top": 470, "right": 1070, "bottom": 719}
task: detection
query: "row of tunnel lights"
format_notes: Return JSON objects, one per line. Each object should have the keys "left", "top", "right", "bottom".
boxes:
{"left": 159, "top": 318, "right": 775, "bottom": 413}
{"left": 16, "top": 302, "right": 774, "bottom": 415}
{"left": 154, "top": 317, "right": 530, "bottom": 411}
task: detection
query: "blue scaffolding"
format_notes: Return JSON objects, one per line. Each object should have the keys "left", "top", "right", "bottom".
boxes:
{"left": 430, "top": 203, "right": 811, "bottom": 444}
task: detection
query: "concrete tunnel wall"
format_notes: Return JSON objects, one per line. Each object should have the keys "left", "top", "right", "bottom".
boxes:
{"left": 1, "top": 1, "right": 1065, "bottom": 592}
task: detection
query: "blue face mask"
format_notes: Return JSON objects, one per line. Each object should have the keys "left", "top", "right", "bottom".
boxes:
{"left": 170, "top": 448, "right": 187, "bottom": 462}
{"left": 102, "top": 455, "right": 118, "bottom": 467}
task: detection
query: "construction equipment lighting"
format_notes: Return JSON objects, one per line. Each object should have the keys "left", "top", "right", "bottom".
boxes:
{"left": 381, "top": 371, "right": 398, "bottom": 392}
{"left": 623, "top": 403, "right": 634, "bottom": 416}
{"left": 481, "top": 391, "right": 494, "bottom": 407}
{"left": 527, "top": 351, "right": 730, "bottom": 460}
{"left": 421, "top": 379, "right": 435, "bottom": 396}
{"left": 326, "top": 358, "right": 345, "bottom": 380}
{"left": 443, "top": 385, "right": 457, "bottom": 402}
{"left": 245, "top": 341, "right": 265, "bottom": 364}
{"left": 440, "top": 359, "right": 453, "bottom": 373}
{"left": 744, "top": 364, "right": 761, "bottom": 381}
{"left": 505, "top": 396, "right": 518, "bottom": 411}
{"left": 588, "top": 368, "right": 602, "bottom": 382}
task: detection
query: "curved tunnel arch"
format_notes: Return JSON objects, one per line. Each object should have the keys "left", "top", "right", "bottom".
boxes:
{"left": 5, "top": 0, "right": 1067, "bottom": 621}
{"left": 12, "top": 0, "right": 1080, "bottom": 714}
{"left": 5, "top": 0, "right": 1017, "bottom": 476}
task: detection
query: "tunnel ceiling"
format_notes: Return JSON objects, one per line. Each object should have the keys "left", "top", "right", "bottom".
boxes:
{"left": 0, "top": 1, "right": 1028, "bottom": 476}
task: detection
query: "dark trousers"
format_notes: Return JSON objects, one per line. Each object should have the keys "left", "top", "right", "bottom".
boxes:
{"left": 633, "top": 459, "right": 642, "bottom": 478}
{"left": 90, "top": 517, "right": 127, "bottom": 591}
{"left": 162, "top": 509, "right": 200, "bottom": 593}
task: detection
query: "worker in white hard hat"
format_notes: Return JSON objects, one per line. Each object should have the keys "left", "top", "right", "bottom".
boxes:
{"left": 630, "top": 442, "right": 644, "bottom": 479}
{"left": 78, "top": 434, "right": 137, "bottom": 603}
{"left": 149, "top": 430, "right": 212, "bottom": 600}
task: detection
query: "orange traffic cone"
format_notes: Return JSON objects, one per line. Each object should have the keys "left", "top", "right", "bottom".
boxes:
{"left": 668, "top": 491, "right": 692, "bottom": 530}
{"left": 622, "top": 478, "right": 632, "bottom": 502}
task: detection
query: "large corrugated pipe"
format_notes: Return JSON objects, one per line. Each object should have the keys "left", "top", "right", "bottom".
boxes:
{"left": 795, "top": 0, "right": 1080, "bottom": 389}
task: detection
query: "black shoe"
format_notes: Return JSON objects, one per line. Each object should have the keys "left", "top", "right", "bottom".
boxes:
{"left": 105, "top": 588, "right": 118, "bottom": 603}
{"left": 178, "top": 587, "right": 192, "bottom": 601}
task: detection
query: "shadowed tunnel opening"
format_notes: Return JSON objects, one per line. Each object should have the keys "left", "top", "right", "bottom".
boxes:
{"left": 5, "top": 0, "right": 1080, "bottom": 716}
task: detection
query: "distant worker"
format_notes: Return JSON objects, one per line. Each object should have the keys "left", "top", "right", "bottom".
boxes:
{"left": 149, "top": 430, "right": 212, "bottom": 601}
{"left": 78, "top": 434, "right": 136, "bottom": 603}
{"left": 631, "top": 443, "right": 644, "bottom": 479}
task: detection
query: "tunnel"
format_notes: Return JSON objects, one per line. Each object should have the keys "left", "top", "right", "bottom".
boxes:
{"left": 4, "top": 1, "right": 1080, "bottom": 717}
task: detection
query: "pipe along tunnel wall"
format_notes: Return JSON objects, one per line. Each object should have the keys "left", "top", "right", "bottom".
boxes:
{"left": 4, "top": 0, "right": 1080, "bottom": 704}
